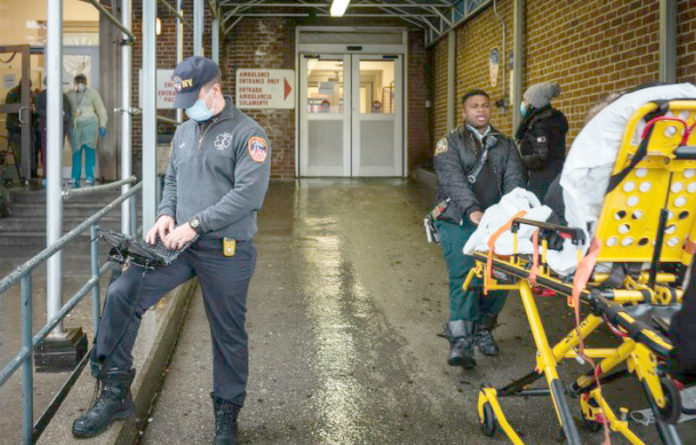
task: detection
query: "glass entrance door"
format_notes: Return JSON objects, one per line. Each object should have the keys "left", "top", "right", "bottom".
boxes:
{"left": 300, "top": 54, "right": 350, "bottom": 176}
{"left": 350, "top": 55, "right": 402, "bottom": 176}
{"left": 299, "top": 54, "right": 402, "bottom": 177}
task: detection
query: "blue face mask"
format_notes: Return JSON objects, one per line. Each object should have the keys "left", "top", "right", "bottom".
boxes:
{"left": 185, "top": 88, "right": 216, "bottom": 121}
{"left": 519, "top": 102, "right": 528, "bottom": 117}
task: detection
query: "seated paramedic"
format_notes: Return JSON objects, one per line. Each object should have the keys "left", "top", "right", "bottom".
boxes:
{"left": 433, "top": 89, "right": 525, "bottom": 368}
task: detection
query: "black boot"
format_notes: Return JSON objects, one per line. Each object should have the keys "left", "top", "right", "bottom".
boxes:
{"left": 475, "top": 314, "right": 500, "bottom": 356}
{"left": 212, "top": 392, "right": 240, "bottom": 445}
{"left": 445, "top": 320, "right": 476, "bottom": 369}
{"left": 72, "top": 368, "right": 135, "bottom": 438}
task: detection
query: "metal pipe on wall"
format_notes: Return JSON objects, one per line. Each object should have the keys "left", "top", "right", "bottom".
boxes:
{"left": 659, "top": 0, "right": 677, "bottom": 83}
{"left": 512, "top": 0, "right": 525, "bottom": 132}
{"left": 45, "top": 0, "right": 64, "bottom": 334}
{"left": 212, "top": 14, "right": 220, "bottom": 64}
{"left": 194, "top": 0, "right": 204, "bottom": 57}
{"left": 176, "top": 0, "right": 184, "bottom": 123}
{"left": 492, "top": 0, "right": 507, "bottom": 112}
{"left": 121, "top": 0, "right": 133, "bottom": 235}
{"left": 142, "top": 0, "right": 157, "bottom": 232}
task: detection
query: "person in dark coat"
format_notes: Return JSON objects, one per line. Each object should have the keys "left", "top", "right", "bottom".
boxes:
{"left": 516, "top": 82, "right": 568, "bottom": 200}
{"left": 433, "top": 89, "right": 525, "bottom": 369}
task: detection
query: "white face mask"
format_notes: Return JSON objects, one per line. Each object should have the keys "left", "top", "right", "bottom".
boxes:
{"left": 185, "top": 87, "right": 217, "bottom": 122}
{"left": 76, "top": 83, "right": 86, "bottom": 92}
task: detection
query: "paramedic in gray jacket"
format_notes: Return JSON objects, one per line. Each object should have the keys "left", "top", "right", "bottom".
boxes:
{"left": 433, "top": 89, "right": 525, "bottom": 369}
{"left": 72, "top": 57, "right": 271, "bottom": 445}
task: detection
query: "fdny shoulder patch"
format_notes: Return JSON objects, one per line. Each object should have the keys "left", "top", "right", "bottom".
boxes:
{"left": 435, "top": 138, "right": 448, "bottom": 156}
{"left": 248, "top": 136, "right": 268, "bottom": 163}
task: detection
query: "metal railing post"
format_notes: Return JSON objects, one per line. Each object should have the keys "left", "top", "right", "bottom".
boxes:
{"left": 142, "top": 0, "right": 158, "bottom": 233}
{"left": 194, "top": 0, "right": 204, "bottom": 56}
{"left": 176, "top": 0, "right": 184, "bottom": 123}
{"left": 21, "top": 275, "right": 33, "bottom": 445}
{"left": 46, "top": 0, "right": 64, "bottom": 335}
{"left": 121, "top": 0, "right": 133, "bottom": 236}
{"left": 90, "top": 224, "right": 101, "bottom": 335}
{"left": 130, "top": 193, "right": 137, "bottom": 236}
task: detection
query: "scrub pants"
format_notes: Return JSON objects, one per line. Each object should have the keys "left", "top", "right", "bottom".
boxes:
{"left": 72, "top": 146, "right": 96, "bottom": 185}
{"left": 94, "top": 238, "right": 257, "bottom": 407}
{"left": 70, "top": 118, "right": 98, "bottom": 184}
{"left": 435, "top": 219, "right": 507, "bottom": 323}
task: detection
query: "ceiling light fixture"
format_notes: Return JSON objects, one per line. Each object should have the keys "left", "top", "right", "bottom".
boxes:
{"left": 330, "top": 0, "right": 350, "bottom": 17}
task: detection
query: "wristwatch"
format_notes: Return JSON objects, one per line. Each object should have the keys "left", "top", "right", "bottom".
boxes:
{"left": 189, "top": 216, "right": 202, "bottom": 234}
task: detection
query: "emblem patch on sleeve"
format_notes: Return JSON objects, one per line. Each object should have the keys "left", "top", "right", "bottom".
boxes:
{"left": 248, "top": 137, "right": 268, "bottom": 162}
{"left": 435, "top": 138, "right": 448, "bottom": 156}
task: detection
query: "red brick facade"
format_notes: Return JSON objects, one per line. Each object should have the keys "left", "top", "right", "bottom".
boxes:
{"left": 221, "top": 18, "right": 296, "bottom": 179}
{"left": 430, "top": 0, "right": 696, "bottom": 152}
{"left": 126, "top": 10, "right": 429, "bottom": 178}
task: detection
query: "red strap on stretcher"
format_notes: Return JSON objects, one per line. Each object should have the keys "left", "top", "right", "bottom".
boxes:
{"left": 484, "top": 210, "right": 528, "bottom": 295}
{"left": 570, "top": 237, "right": 611, "bottom": 444}
{"left": 684, "top": 239, "right": 696, "bottom": 255}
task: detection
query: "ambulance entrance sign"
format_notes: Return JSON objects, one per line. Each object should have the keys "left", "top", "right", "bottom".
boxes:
{"left": 235, "top": 69, "right": 295, "bottom": 109}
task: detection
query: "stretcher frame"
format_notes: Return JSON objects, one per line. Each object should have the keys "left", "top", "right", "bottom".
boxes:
{"left": 467, "top": 100, "right": 696, "bottom": 445}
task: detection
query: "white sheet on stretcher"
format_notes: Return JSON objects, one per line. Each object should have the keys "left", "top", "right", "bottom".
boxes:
{"left": 462, "top": 188, "right": 578, "bottom": 275}
{"left": 464, "top": 83, "right": 696, "bottom": 276}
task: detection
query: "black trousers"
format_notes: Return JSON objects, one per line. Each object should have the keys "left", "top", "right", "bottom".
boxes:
{"left": 95, "top": 237, "right": 257, "bottom": 407}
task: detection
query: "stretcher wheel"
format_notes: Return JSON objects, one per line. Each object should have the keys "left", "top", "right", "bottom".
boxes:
{"left": 480, "top": 402, "right": 498, "bottom": 437}
{"left": 654, "top": 377, "right": 682, "bottom": 424}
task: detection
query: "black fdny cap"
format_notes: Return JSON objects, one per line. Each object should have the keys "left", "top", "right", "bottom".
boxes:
{"left": 172, "top": 56, "right": 222, "bottom": 108}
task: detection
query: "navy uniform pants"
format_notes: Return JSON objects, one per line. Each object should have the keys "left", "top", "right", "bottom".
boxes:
{"left": 95, "top": 238, "right": 257, "bottom": 407}
{"left": 435, "top": 219, "right": 507, "bottom": 324}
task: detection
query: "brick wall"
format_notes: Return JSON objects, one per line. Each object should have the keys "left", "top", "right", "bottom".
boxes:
{"left": 431, "top": 38, "right": 449, "bottom": 148}
{"left": 429, "top": 0, "right": 696, "bottom": 151}
{"left": 677, "top": 0, "right": 696, "bottom": 83}
{"left": 221, "top": 18, "right": 296, "bottom": 179}
{"left": 526, "top": 0, "right": 659, "bottom": 143}
{"left": 407, "top": 31, "right": 430, "bottom": 170}
{"left": 125, "top": 11, "right": 431, "bottom": 178}
{"left": 455, "top": 0, "right": 514, "bottom": 137}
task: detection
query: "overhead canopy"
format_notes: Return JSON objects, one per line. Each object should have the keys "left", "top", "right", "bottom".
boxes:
{"left": 217, "top": 0, "right": 492, "bottom": 46}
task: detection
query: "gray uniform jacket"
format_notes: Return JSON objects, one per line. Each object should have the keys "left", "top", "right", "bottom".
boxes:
{"left": 158, "top": 96, "right": 271, "bottom": 241}
{"left": 433, "top": 125, "right": 525, "bottom": 224}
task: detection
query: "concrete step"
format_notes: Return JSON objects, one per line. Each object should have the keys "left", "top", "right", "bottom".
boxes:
{"left": 0, "top": 216, "right": 121, "bottom": 233}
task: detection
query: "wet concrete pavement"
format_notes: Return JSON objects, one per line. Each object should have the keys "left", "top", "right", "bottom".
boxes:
{"left": 2, "top": 178, "right": 694, "bottom": 444}
{"left": 140, "top": 179, "right": 696, "bottom": 445}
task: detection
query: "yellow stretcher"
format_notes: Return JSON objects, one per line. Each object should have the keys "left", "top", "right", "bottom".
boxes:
{"left": 468, "top": 100, "right": 696, "bottom": 445}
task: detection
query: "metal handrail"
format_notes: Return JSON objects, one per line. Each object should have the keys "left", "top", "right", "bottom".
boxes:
{"left": 160, "top": 0, "right": 194, "bottom": 29}
{"left": 62, "top": 175, "right": 137, "bottom": 201}
{"left": 79, "top": 0, "right": 136, "bottom": 41}
{"left": 0, "top": 181, "right": 142, "bottom": 444}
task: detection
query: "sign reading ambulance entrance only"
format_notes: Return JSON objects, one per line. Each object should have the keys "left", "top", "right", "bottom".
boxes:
{"left": 235, "top": 69, "right": 295, "bottom": 109}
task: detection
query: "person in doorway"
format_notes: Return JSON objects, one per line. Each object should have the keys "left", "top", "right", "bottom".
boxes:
{"left": 65, "top": 74, "right": 107, "bottom": 187}
{"left": 71, "top": 56, "right": 271, "bottom": 445}
{"left": 36, "top": 78, "right": 73, "bottom": 187}
{"left": 516, "top": 82, "right": 568, "bottom": 200}
{"left": 4, "top": 79, "right": 35, "bottom": 175}
{"left": 433, "top": 89, "right": 525, "bottom": 368}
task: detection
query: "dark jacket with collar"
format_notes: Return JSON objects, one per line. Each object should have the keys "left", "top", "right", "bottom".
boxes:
{"left": 433, "top": 124, "right": 525, "bottom": 225}
{"left": 158, "top": 96, "right": 271, "bottom": 241}
{"left": 515, "top": 105, "right": 568, "bottom": 199}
